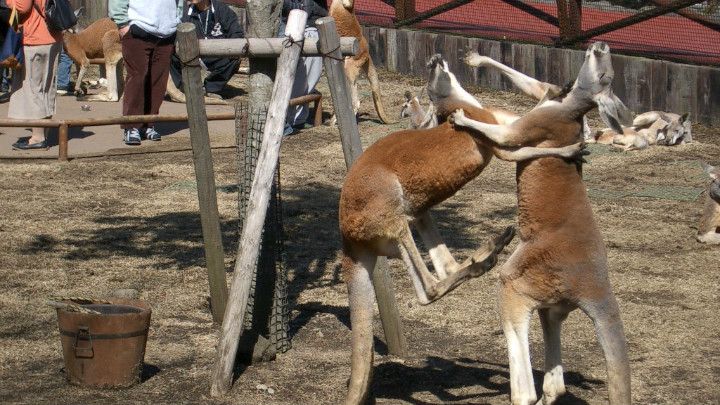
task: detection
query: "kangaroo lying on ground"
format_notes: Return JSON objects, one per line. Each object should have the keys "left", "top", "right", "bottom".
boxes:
{"left": 329, "top": 0, "right": 392, "bottom": 124}
{"left": 450, "top": 42, "right": 631, "bottom": 405}
{"left": 591, "top": 111, "right": 691, "bottom": 150}
{"left": 697, "top": 162, "right": 720, "bottom": 244}
{"left": 63, "top": 17, "right": 123, "bottom": 102}
{"left": 339, "top": 54, "right": 587, "bottom": 405}
{"left": 592, "top": 117, "right": 670, "bottom": 150}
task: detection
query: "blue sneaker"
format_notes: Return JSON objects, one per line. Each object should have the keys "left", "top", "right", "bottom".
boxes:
{"left": 145, "top": 127, "right": 161, "bottom": 141}
{"left": 123, "top": 128, "right": 142, "bottom": 145}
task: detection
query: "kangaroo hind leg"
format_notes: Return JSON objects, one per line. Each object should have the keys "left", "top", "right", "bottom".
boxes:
{"left": 580, "top": 294, "right": 631, "bottom": 405}
{"left": 538, "top": 306, "right": 571, "bottom": 405}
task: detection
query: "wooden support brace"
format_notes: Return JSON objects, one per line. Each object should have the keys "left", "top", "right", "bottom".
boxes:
{"left": 210, "top": 10, "right": 308, "bottom": 397}
{"left": 316, "top": 16, "right": 408, "bottom": 358}
{"left": 198, "top": 37, "right": 359, "bottom": 57}
{"left": 176, "top": 22, "right": 230, "bottom": 325}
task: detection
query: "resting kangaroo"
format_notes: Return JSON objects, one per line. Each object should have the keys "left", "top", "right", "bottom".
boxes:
{"left": 451, "top": 42, "right": 631, "bottom": 405}
{"left": 339, "top": 55, "right": 587, "bottom": 405}
{"left": 697, "top": 162, "right": 720, "bottom": 244}
{"left": 329, "top": 0, "right": 392, "bottom": 124}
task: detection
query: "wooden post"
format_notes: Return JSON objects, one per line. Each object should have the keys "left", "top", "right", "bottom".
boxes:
{"left": 210, "top": 10, "right": 308, "bottom": 397}
{"left": 176, "top": 22, "right": 229, "bottom": 324}
{"left": 58, "top": 122, "right": 69, "bottom": 162}
{"left": 316, "top": 16, "right": 408, "bottom": 358}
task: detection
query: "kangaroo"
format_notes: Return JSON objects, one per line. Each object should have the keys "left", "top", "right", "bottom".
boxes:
{"left": 450, "top": 42, "right": 632, "bottom": 405}
{"left": 62, "top": 17, "right": 123, "bottom": 102}
{"left": 592, "top": 117, "right": 670, "bottom": 151}
{"left": 339, "top": 54, "right": 588, "bottom": 405}
{"left": 399, "top": 90, "right": 437, "bottom": 129}
{"left": 697, "top": 162, "right": 720, "bottom": 244}
{"left": 329, "top": 0, "right": 392, "bottom": 124}
{"left": 632, "top": 111, "right": 691, "bottom": 145}
{"left": 463, "top": 51, "right": 634, "bottom": 141}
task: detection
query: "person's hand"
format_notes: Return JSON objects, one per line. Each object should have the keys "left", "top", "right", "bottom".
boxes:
{"left": 119, "top": 25, "right": 130, "bottom": 38}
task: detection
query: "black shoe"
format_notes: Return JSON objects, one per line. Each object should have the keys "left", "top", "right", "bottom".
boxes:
{"left": 12, "top": 139, "right": 48, "bottom": 150}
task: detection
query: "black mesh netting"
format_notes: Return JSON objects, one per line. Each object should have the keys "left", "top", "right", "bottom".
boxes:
{"left": 235, "top": 102, "right": 291, "bottom": 355}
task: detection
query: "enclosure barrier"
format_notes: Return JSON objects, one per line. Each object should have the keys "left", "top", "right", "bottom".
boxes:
{"left": 174, "top": 13, "right": 406, "bottom": 396}
{"left": 0, "top": 93, "right": 322, "bottom": 161}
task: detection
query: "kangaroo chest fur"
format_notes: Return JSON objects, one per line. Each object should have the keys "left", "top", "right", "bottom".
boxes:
{"left": 502, "top": 157, "right": 610, "bottom": 304}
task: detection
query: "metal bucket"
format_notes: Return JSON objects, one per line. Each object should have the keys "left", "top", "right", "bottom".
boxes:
{"left": 56, "top": 299, "right": 152, "bottom": 388}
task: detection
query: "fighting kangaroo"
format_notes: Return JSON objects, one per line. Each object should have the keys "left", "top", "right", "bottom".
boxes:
{"left": 339, "top": 55, "right": 587, "bottom": 405}
{"left": 329, "top": 0, "right": 392, "bottom": 124}
{"left": 463, "top": 51, "right": 633, "bottom": 140}
{"left": 697, "top": 162, "right": 720, "bottom": 244}
{"left": 450, "top": 42, "right": 632, "bottom": 405}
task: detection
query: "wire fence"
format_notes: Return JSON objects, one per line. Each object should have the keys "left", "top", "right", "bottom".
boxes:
{"left": 354, "top": 0, "right": 720, "bottom": 66}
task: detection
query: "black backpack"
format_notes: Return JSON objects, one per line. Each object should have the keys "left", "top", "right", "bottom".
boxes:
{"left": 38, "top": 0, "right": 77, "bottom": 32}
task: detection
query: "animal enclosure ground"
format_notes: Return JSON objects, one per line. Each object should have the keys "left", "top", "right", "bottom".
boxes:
{"left": 0, "top": 69, "right": 718, "bottom": 405}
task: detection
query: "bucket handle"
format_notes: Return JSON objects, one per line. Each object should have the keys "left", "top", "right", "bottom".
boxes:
{"left": 73, "top": 326, "right": 94, "bottom": 359}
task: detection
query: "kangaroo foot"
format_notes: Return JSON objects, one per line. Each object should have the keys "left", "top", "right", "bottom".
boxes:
{"left": 422, "top": 226, "right": 515, "bottom": 305}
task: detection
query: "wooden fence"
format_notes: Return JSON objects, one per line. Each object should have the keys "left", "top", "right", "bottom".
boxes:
{"left": 364, "top": 26, "right": 720, "bottom": 127}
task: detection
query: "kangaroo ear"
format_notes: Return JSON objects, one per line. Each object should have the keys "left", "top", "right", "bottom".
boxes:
{"left": 595, "top": 92, "right": 628, "bottom": 135}
{"left": 680, "top": 112, "right": 689, "bottom": 123}
{"left": 404, "top": 91, "right": 413, "bottom": 102}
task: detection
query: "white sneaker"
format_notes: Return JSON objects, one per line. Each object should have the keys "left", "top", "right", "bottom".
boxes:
{"left": 57, "top": 89, "right": 68, "bottom": 95}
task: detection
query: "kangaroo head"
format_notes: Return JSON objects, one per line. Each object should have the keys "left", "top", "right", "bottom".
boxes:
{"left": 400, "top": 91, "right": 422, "bottom": 119}
{"left": 572, "top": 42, "right": 632, "bottom": 134}
{"left": 426, "top": 54, "right": 482, "bottom": 115}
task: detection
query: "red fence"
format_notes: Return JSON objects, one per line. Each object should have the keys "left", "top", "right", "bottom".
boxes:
{"left": 354, "top": 0, "right": 720, "bottom": 66}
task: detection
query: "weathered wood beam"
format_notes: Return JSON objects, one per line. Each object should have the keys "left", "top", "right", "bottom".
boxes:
{"left": 198, "top": 37, "right": 358, "bottom": 57}
{"left": 176, "top": 22, "right": 230, "bottom": 324}
{"left": 556, "top": 0, "right": 705, "bottom": 45}
{"left": 395, "top": 0, "right": 474, "bottom": 28}
{"left": 499, "top": 0, "right": 559, "bottom": 27}
{"left": 316, "top": 16, "right": 408, "bottom": 357}
{"left": 210, "top": 10, "right": 308, "bottom": 397}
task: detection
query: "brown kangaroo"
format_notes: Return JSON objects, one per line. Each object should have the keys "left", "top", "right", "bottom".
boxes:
{"left": 450, "top": 42, "right": 632, "bottom": 405}
{"left": 697, "top": 162, "right": 720, "bottom": 244}
{"left": 339, "top": 55, "right": 587, "bottom": 405}
{"left": 329, "top": 0, "right": 392, "bottom": 124}
{"left": 62, "top": 17, "right": 123, "bottom": 102}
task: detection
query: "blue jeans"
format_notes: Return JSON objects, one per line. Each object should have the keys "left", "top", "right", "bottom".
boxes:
{"left": 57, "top": 51, "right": 72, "bottom": 91}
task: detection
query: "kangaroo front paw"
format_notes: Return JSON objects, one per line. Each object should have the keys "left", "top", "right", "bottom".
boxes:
{"left": 463, "top": 51, "right": 487, "bottom": 67}
{"left": 561, "top": 142, "right": 591, "bottom": 163}
{"left": 449, "top": 109, "right": 466, "bottom": 127}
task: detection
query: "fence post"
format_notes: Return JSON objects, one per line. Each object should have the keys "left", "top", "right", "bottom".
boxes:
{"left": 210, "top": 10, "right": 308, "bottom": 397}
{"left": 176, "top": 22, "right": 229, "bottom": 324}
{"left": 316, "top": 16, "right": 408, "bottom": 358}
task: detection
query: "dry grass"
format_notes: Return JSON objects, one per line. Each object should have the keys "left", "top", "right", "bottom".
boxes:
{"left": 0, "top": 68, "right": 719, "bottom": 405}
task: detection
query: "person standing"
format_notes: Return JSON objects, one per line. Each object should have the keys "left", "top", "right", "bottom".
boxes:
{"left": 109, "top": 0, "right": 182, "bottom": 145}
{"left": 280, "top": 0, "right": 327, "bottom": 136}
{"left": 169, "top": 0, "right": 244, "bottom": 100}
{"left": 8, "top": 0, "right": 63, "bottom": 150}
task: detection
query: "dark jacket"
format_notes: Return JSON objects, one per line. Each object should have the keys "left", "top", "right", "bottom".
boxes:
{"left": 184, "top": 0, "right": 244, "bottom": 40}
{"left": 282, "top": 0, "right": 327, "bottom": 28}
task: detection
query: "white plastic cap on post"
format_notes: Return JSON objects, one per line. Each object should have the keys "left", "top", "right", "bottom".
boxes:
{"left": 285, "top": 9, "right": 308, "bottom": 42}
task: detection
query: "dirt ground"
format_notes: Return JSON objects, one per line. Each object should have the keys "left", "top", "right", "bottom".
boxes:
{"left": 0, "top": 67, "right": 719, "bottom": 405}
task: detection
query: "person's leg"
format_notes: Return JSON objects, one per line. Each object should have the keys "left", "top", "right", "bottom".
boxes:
{"left": 121, "top": 33, "right": 152, "bottom": 130}
{"left": 56, "top": 50, "right": 73, "bottom": 93}
{"left": 286, "top": 28, "right": 322, "bottom": 128}
{"left": 202, "top": 57, "right": 239, "bottom": 95}
{"left": 143, "top": 39, "right": 174, "bottom": 140}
